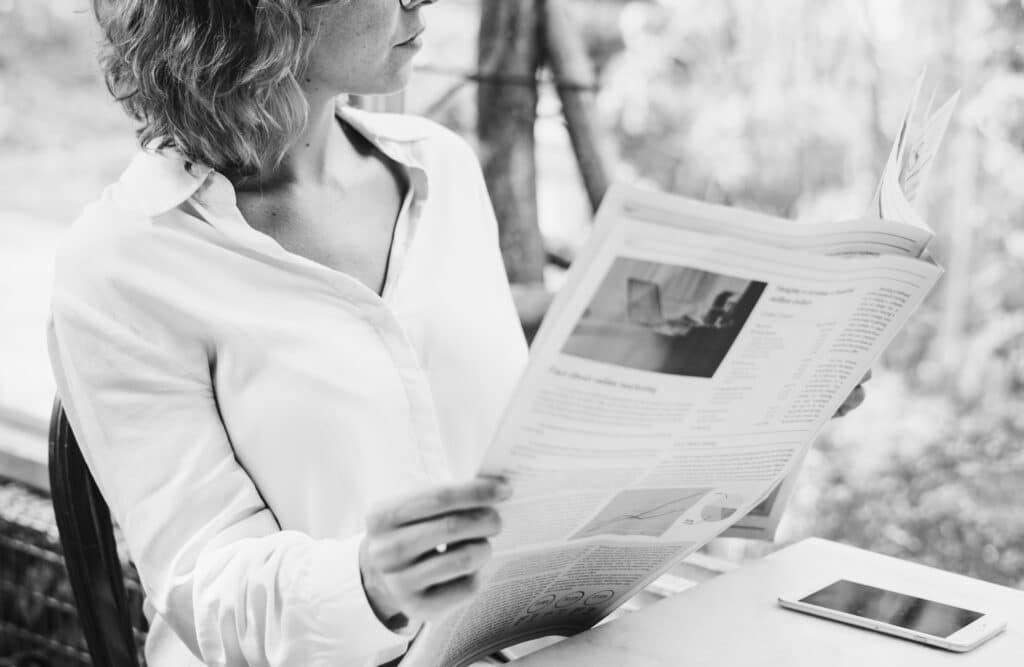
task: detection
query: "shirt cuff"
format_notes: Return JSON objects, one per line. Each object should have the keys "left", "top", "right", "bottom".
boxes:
{"left": 304, "top": 534, "right": 412, "bottom": 664}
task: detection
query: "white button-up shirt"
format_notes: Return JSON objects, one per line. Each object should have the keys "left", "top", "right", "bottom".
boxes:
{"left": 47, "top": 102, "right": 529, "bottom": 666}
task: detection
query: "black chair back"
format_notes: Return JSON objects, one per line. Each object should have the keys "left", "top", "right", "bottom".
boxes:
{"left": 48, "top": 398, "right": 140, "bottom": 667}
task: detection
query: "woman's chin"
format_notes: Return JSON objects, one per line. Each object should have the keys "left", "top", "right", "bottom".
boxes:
{"left": 383, "top": 64, "right": 415, "bottom": 94}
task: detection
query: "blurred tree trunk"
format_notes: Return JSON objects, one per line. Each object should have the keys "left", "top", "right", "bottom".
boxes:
{"left": 478, "top": 0, "right": 550, "bottom": 339}
{"left": 542, "top": 0, "right": 611, "bottom": 212}
{"left": 478, "top": 0, "right": 545, "bottom": 285}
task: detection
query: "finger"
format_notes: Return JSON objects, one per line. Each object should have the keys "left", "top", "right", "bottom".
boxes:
{"left": 862, "top": 368, "right": 873, "bottom": 383}
{"left": 846, "top": 384, "right": 866, "bottom": 410}
{"left": 367, "top": 508, "right": 502, "bottom": 572}
{"left": 833, "top": 385, "right": 866, "bottom": 418}
{"left": 368, "top": 478, "right": 512, "bottom": 534}
{"left": 394, "top": 539, "right": 493, "bottom": 593}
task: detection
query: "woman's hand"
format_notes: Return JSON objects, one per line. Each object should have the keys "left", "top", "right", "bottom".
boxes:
{"left": 359, "top": 477, "right": 512, "bottom": 631}
{"left": 833, "top": 369, "right": 872, "bottom": 418}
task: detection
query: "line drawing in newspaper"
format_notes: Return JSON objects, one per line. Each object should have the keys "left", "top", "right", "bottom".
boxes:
{"left": 571, "top": 488, "right": 711, "bottom": 539}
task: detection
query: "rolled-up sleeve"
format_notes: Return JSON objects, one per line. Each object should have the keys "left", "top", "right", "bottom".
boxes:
{"left": 47, "top": 250, "right": 408, "bottom": 666}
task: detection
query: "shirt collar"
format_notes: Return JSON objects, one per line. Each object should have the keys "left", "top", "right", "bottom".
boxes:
{"left": 335, "top": 101, "right": 431, "bottom": 200}
{"left": 118, "top": 97, "right": 430, "bottom": 218}
{"left": 119, "top": 148, "right": 213, "bottom": 217}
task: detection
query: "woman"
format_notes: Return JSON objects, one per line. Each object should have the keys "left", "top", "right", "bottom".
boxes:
{"left": 49, "top": 1, "right": 526, "bottom": 665}
{"left": 49, "top": 1, "right": 869, "bottom": 665}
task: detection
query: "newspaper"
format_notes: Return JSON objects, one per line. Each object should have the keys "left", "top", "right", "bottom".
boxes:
{"left": 401, "top": 86, "right": 953, "bottom": 667}
{"left": 728, "top": 76, "right": 959, "bottom": 540}
{"left": 403, "top": 197, "right": 943, "bottom": 666}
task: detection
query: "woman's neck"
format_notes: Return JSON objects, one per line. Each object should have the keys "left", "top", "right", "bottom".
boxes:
{"left": 233, "top": 93, "right": 355, "bottom": 194}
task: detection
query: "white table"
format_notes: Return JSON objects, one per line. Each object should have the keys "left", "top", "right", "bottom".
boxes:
{"left": 515, "top": 538, "right": 1024, "bottom": 666}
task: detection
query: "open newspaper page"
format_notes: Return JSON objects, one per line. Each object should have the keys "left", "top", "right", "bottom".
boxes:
{"left": 871, "top": 87, "right": 959, "bottom": 241}
{"left": 733, "top": 81, "right": 959, "bottom": 540}
{"left": 897, "top": 91, "right": 959, "bottom": 205}
{"left": 402, "top": 187, "right": 942, "bottom": 667}
{"left": 870, "top": 71, "right": 960, "bottom": 221}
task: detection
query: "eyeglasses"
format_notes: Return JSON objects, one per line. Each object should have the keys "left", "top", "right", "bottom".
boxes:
{"left": 399, "top": 0, "right": 436, "bottom": 9}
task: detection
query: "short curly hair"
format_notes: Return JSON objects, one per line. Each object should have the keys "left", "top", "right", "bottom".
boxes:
{"left": 94, "top": 1, "right": 338, "bottom": 177}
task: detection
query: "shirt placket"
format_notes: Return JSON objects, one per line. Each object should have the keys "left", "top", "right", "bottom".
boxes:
{"left": 373, "top": 138, "right": 430, "bottom": 305}
{"left": 341, "top": 136, "right": 453, "bottom": 484}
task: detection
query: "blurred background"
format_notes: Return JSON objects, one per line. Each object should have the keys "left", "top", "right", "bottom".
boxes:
{"left": 2, "top": 0, "right": 1023, "bottom": 661}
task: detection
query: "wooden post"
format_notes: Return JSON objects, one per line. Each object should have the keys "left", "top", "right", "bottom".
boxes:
{"left": 478, "top": 0, "right": 552, "bottom": 340}
{"left": 477, "top": 0, "right": 546, "bottom": 287}
{"left": 541, "top": 0, "right": 612, "bottom": 212}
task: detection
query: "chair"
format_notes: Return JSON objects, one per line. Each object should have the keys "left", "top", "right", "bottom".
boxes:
{"left": 48, "top": 398, "right": 140, "bottom": 667}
